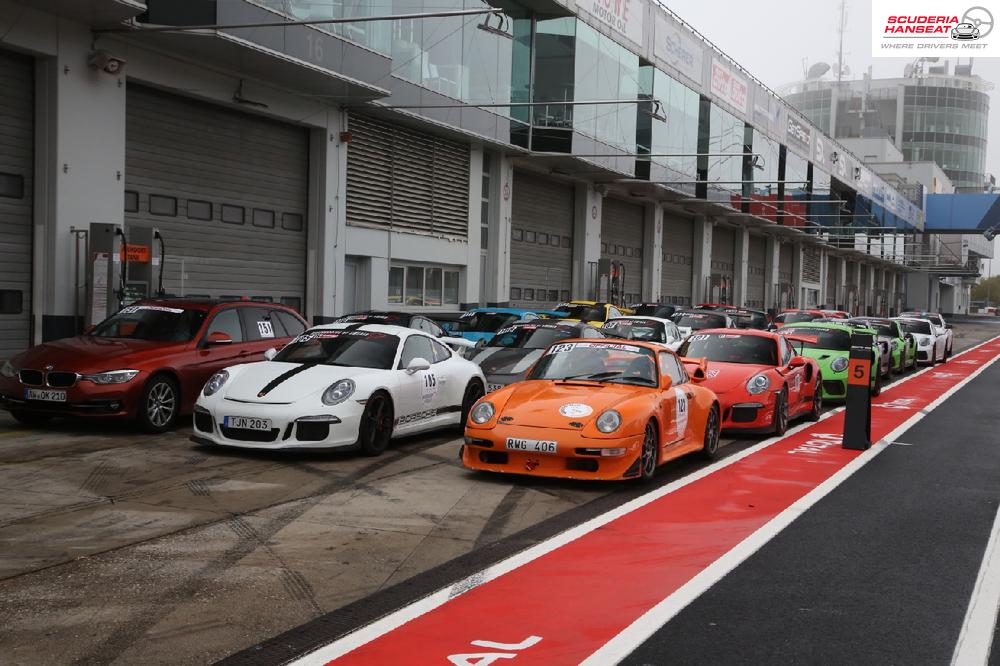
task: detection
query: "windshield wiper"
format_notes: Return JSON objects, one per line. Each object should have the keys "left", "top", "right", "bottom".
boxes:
{"left": 559, "top": 371, "right": 624, "bottom": 382}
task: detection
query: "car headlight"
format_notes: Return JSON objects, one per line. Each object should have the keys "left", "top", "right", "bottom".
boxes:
{"left": 596, "top": 409, "right": 622, "bottom": 433}
{"left": 1, "top": 360, "right": 16, "bottom": 378}
{"left": 81, "top": 369, "right": 139, "bottom": 385}
{"left": 203, "top": 370, "right": 229, "bottom": 397}
{"left": 918, "top": 337, "right": 930, "bottom": 347}
{"left": 890, "top": 340, "right": 899, "bottom": 350}
{"left": 471, "top": 401, "right": 495, "bottom": 424}
{"left": 746, "top": 374, "right": 771, "bottom": 395}
{"left": 830, "top": 356, "right": 849, "bottom": 373}
{"left": 321, "top": 379, "right": 355, "bottom": 406}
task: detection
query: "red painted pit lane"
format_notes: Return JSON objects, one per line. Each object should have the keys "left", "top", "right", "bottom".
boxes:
{"left": 313, "top": 340, "right": 1000, "bottom": 665}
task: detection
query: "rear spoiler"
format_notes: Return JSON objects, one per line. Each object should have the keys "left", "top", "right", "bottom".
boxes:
{"left": 679, "top": 356, "right": 709, "bottom": 378}
{"left": 780, "top": 333, "right": 819, "bottom": 345}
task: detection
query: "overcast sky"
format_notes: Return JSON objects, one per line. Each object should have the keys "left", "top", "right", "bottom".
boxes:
{"left": 672, "top": 0, "right": 1000, "bottom": 274}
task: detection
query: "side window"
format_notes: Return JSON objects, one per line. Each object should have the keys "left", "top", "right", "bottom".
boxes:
{"left": 430, "top": 339, "right": 452, "bottom": 363}
{"left": 608, "top": 306, "right": 622, "bottom": 318}
{"left": 581, "top": 327, "right": 602, "bottom": 339}
{"left": 275, "top": 310, "right": 306, "bottom": 337}
{"left": 780, "top": 338, "right": 794, "bottom": 365}
{"left": 265, "top": 310, "right": 289, "bottom": 338}
{"left": 414, "top": 316, "right": 443, "bottom": 337}
{"left": 206, "top": 309, "right": 243, "bottom": 343}
{"left": 668, "top": 324, "right": 680, "bottom": 342}
{"left": 523, "top": 313, "right": 538, "bottom": 321}
{"left": 659, "top": 352, "right": 686, "bottom": 385}
{"left": 240, "top": 308, "right": 278, "bottom": 342}
{"left": 398, "top": 335, "right": 435, "bottom": 369}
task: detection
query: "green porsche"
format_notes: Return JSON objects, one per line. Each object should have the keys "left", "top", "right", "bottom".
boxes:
{"left": 778, "top": 321, "right": 884, "bottom": 400}
{"left": 848, "top": 317, "right": 917, "bottom": 374}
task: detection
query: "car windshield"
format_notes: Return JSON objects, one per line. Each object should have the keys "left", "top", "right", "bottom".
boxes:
{"left": 89, "top": 305, "right": 207, "bottom": 342}
{"left": 678, "top": 333, "right": 778, "bottom": 365}
{"left": 454, "top": 312, "right": 520, "bottom": 333}
{"left": 489, "top": 324, "right": 577, "bottom": 349}
{"left": 528, "top": 341, "right": 658, "bottom": 386}
{"left": 780, "top": 326, "right": 852, "bottom": 351}
{"left": 898, "top": 319, "right": 932, "bottom": 335}
{"left": 775, "top": 312, "right": 818, "bottom": 324}
{"left": 273, "top": 330, "right": 399, "bottom": 369}
{"left": 335, "top": 313, "right": 409, "bottom": 326}
{"left": 672, "top": 313, "right": 727, "bottom": 330}
{"left": 555, "top": 304, "right": 605, "bottom": 322}
{"left": 602, "top": 319, "right": 665, "bottom": 343}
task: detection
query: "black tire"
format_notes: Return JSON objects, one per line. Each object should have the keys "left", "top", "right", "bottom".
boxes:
{"left": 9, "top": 410, "right": 50, "bottom": 427}
{"left": 806, "top": 377, "right": 823, "bottom": 421}
{"left": 871, "top": 369, "right": 883, "bottom": 397}
{"left": 459, "top": 380, "right": 485, "bottom": 430}
{"left": 137, "top": 374, "right": 179, "bottom": 433}
{"left": 639, "top": 419, "right": 659, "bottom": 482}
{"left": 772, "top": 388, "right": 789, "bottom": 436}
{"left": 357, "top": 392, "right": 394, "bottom": 456}
{"left": 700, "top": 405, "right": 721, "bottom": 460}
{"left": 942, "top": 343, "right": 950, "bottom": 363}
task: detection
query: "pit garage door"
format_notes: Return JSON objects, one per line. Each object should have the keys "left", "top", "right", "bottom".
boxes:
{"left": 509, "top": 172, "right": 573, "bottom": 308}
{"left": 601, "top": 198, "right": 643, "bottom": 304}
{"left": 746, "top": 235, "right": 767, "bottom": 309}
{"left": 661, "top": 216, "right": 693, "bottom": 306}
{"left": 0, "top": 51, "right": 33, "bottom": 359}
{"left": 710, "top": 226, "right": 736, "bottom": 304}
{"left": 125, "top": 86, "right": 309, "bottom": 310}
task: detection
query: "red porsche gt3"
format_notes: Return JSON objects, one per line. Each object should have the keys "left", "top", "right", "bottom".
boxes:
{"left": 676, "top": 329, "right": 823, "bottom": 435}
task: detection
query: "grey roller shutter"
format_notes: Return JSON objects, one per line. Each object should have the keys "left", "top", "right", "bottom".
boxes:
{"left": 661, "top": 215, "right": 693, "bottom": 306}
{"left": 0, "top": 50, "right": 33, "bottom": 358}
{"left": 509, "top": 172, "right": 573, "bottom": 308}
{"left": 747, "top": 235, "right": 766, "bottom": 309}
{"left": 125, "top": 86, "right": 309, "bottom": 307}
{"left": 802, "top": 246, "right": 821, "bottom": 283}
{"left": 600, "top": 198, "right": 644, "bottom": 304}
{"left": 778, "top": 243, "right": 794, "bottom": 284}
{"left": 825, "top": 255, "right": 838, "bottom": 307}
{"left": 710, "top": 226, "right": 736, "bottom": 304}
{"left": 346, "top": 112, "right": 469, "bottom": 238}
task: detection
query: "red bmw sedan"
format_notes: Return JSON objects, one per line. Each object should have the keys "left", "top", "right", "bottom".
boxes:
{"left": 0, "top": 299, "right": 306, "bottom": 432}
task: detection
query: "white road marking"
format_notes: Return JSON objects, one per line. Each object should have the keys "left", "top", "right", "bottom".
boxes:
{"left": 289, "top": 337, "right": 999, "bottom": 666}
{"left": 951, "top": 502, "right": 1000, "bottom": 666}
{"left": 582, "top": 337, "right": 1000, "bottom": 665}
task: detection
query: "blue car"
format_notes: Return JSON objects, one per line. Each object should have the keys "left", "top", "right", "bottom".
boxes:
{"left": 445, "top": 308, "right": 565, "bottom": 345}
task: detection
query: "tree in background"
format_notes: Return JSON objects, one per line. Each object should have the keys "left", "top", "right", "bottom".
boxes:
{"left": 972, "top": 276, "right": 1000, "bottom": 304}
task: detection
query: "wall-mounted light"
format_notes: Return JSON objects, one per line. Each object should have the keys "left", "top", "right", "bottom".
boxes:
{"left": 853, "top": 166, "right": 862, "bottom": 180}
{"left": 87, "top": 49, "right": 125, "bottom": 75}
{"left": 751, "top": 154, "right": 765, "bottom": 172}
{"left": 830, "top": 151, "right": 840, "bottom": 164}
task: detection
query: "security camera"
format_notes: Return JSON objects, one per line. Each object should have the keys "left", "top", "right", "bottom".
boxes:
{"left": 595, "top": 184, "right": 609, "bottom": 197}
{"left": 88, "top": 50, "right": 126, "bottom": 75}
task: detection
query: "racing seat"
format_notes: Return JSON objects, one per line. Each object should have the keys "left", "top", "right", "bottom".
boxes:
{"left": 624, "top": 356, "right": 656, "bottom": 383}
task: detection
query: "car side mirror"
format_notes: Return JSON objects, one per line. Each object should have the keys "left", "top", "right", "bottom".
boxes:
{"left": 207, "top": 331, "right": 233, "bottom": 345}
{"left": 690, "top": 367, "right": 707, "bottom": 382}
{"left": 946, "top": 324, "right": 953, "bottom": 329}
{"left": 405, "top": 357, "right": 431, "bottom": 374}
{"left": 263, "top": 348, "right": 277, "bottom": 361}
{"left": 789, "top": 355, "right": 808, "bottom": 368}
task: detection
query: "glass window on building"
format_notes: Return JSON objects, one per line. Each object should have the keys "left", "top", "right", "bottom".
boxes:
{"left": 481, "top": 155, "right": 492, "bottom": 250}
{"left": 258, "top": 0, "right": 391, "bottom": 54}
{"left": 809, "top": 166, "right": 834, "bottom": 228}
{"left": 405, "top": 266, "right": 425, "bottom": 306}
{"left": 699, "top": 103, "right": 747, "bottom": 200}
{"left": 574, "top": 22, "right": 639, "bottom": 152}
{"left": 389, "top": 266, "right": 404, "bottom": 304}
{"left": 782, "top": 148, "right": 809, "bottom": 226}
{"left": 391, "top": 264, "right": 461, "bottom": 308}
{"left": 532, "top": 17, "right": 577, "bottom": 132}
{"left": 638, "top": 66, "right": 699, "bottom": 190}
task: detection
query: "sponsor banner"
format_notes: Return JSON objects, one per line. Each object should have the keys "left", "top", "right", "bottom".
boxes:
{"left": 872, "top": 0, "right": 998, "bottom": 57}
{"left": 579, "top": 0, "right": 645, "bottom": 46}
{"left": 653, "top": 14, "right": 703, "bottom": 84}
{"left": 752, "top": 87, "right": 785, "bottom": 136}
{"left": 709, "top": 58, "right": 749, "bottom": 114}
{"left": 785, "top": 114, "right": 812, "bottom": 157}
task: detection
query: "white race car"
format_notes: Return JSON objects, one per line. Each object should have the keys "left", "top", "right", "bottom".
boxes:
{"left": 600, "top": 316, "right": 685, "bottom": 351}
{"left": 191, "top": 324, "right": 486, "bottom": 453}
{"left": 894, "top": 317, "right": 948, "bottom": 364}
{"left": 900, "top": 311, "right": 953, "bottom": 358}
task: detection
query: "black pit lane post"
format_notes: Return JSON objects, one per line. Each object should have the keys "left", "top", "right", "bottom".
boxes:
{"left": 842, "top": 332, "right": 874, "bottom": 451}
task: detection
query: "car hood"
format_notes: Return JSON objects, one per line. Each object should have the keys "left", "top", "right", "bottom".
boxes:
{"left": 224, "top": 362, "right": 382, "bottom": 404}
{"left": 496, "top": 380, "right": 646, "bottom": 430}
{"left": 11, "top": 336, "right": 188, "bottom": 371}
{"left": 701, "top": 362, "right": 773, "bottom": 394}
{"left": 471, "top": 347, "right": 544, "bottom": 376}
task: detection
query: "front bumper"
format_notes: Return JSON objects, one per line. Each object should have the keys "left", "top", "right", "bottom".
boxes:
{"left": 0, "top": 376, "right": 140, "bottom": 418}
{"left": 193, "top": 399, "right": 363, "bottom": 450}
{"left": 462, "top": 424, "right": 644, "bottom": 480}
{"left": 717, "top": 391, "right": 778, "bottom": 432}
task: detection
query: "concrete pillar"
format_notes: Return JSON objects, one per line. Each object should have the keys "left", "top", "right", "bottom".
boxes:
{"left": 763, "top": 234, "right": 780, "bottom": 312}
{"left": 307, "top": 109, "right": 346, "bottom": 324}
{"left": 486, "top": 153, "right": 515, "bottom": 306}
{"left": 791, "top": 242, "right": 804, "bottom": 308}
{"left": 734, "top": 226, "right": 749, "bottom": 307}
{"left": 461, "top": 146, "right": 484, "bottom": 309}
{"left": 642, "top": 203, "right": 663, "bottom": 302}
{"left": 34, "top": 22, "right": 126, "bottom": 341}
{"left": 835, "top": 255, "right": 848, "bottom": 310}
{"left": 691, "top": 217, "right": 713, "bottom": 304}
{"left": 572, "top": 183, "right": 603, "bottom": 299}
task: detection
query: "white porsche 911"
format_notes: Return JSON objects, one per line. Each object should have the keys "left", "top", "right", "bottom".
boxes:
{"left": 191, "top": 323, "right": 486, "bottom": 454}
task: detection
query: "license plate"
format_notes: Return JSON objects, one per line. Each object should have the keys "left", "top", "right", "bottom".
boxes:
{"left": 224, "top": 416, "right": 272, "bottom": 431}
{"left": 23, "top": 388, "right": 66, "bottom": 402}
{"left": 487, "top": 383, "right": 504, "bottom": 393}
{"left": 505, "top": 437, "right": 557, "bottom": 454}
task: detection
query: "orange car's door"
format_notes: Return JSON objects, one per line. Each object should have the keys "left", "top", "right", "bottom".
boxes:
{"left": 658, "top": 352, "right": 690, "bottom": 450}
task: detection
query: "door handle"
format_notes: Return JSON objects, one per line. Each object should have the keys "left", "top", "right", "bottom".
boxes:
{"left": 238, "top": 350, "right": 251, "bottom": 357}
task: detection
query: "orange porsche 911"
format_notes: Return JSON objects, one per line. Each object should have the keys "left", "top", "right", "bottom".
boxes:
{"left": 461, "top": 339, "right": 721, "bottom": 482}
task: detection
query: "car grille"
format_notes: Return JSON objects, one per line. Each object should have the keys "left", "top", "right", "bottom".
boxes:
{"left": 823, "top": 380, "right": 846, "bottom": 396}
{"left": 220, "top": 426, "right": 280, "bottom": 442}
{"left": 730, "top": 406, "right": 759, "bottom": 423}
{"left": 18, "top": 370, "right": 44, "bottom": 386}
{"left": 296, "top": 421, "right": 330, "bottom": 442}
{"left": 46, "top": 372, "right": 78, "bottom": 388}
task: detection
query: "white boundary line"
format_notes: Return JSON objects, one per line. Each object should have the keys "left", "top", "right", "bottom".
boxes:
{"left": 584, "top": 336, "right": 1000, "bottom": 664}
{"left": 951, "top": 502, "right": 1000, "bottom": 665}
{"left": 289, "top": 336, "right": 999, "bottom": 666}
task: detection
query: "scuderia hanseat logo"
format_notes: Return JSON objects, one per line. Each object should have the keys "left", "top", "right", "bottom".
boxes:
{"left": 872, "top": 1, "right": 995, "bottom": 55}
